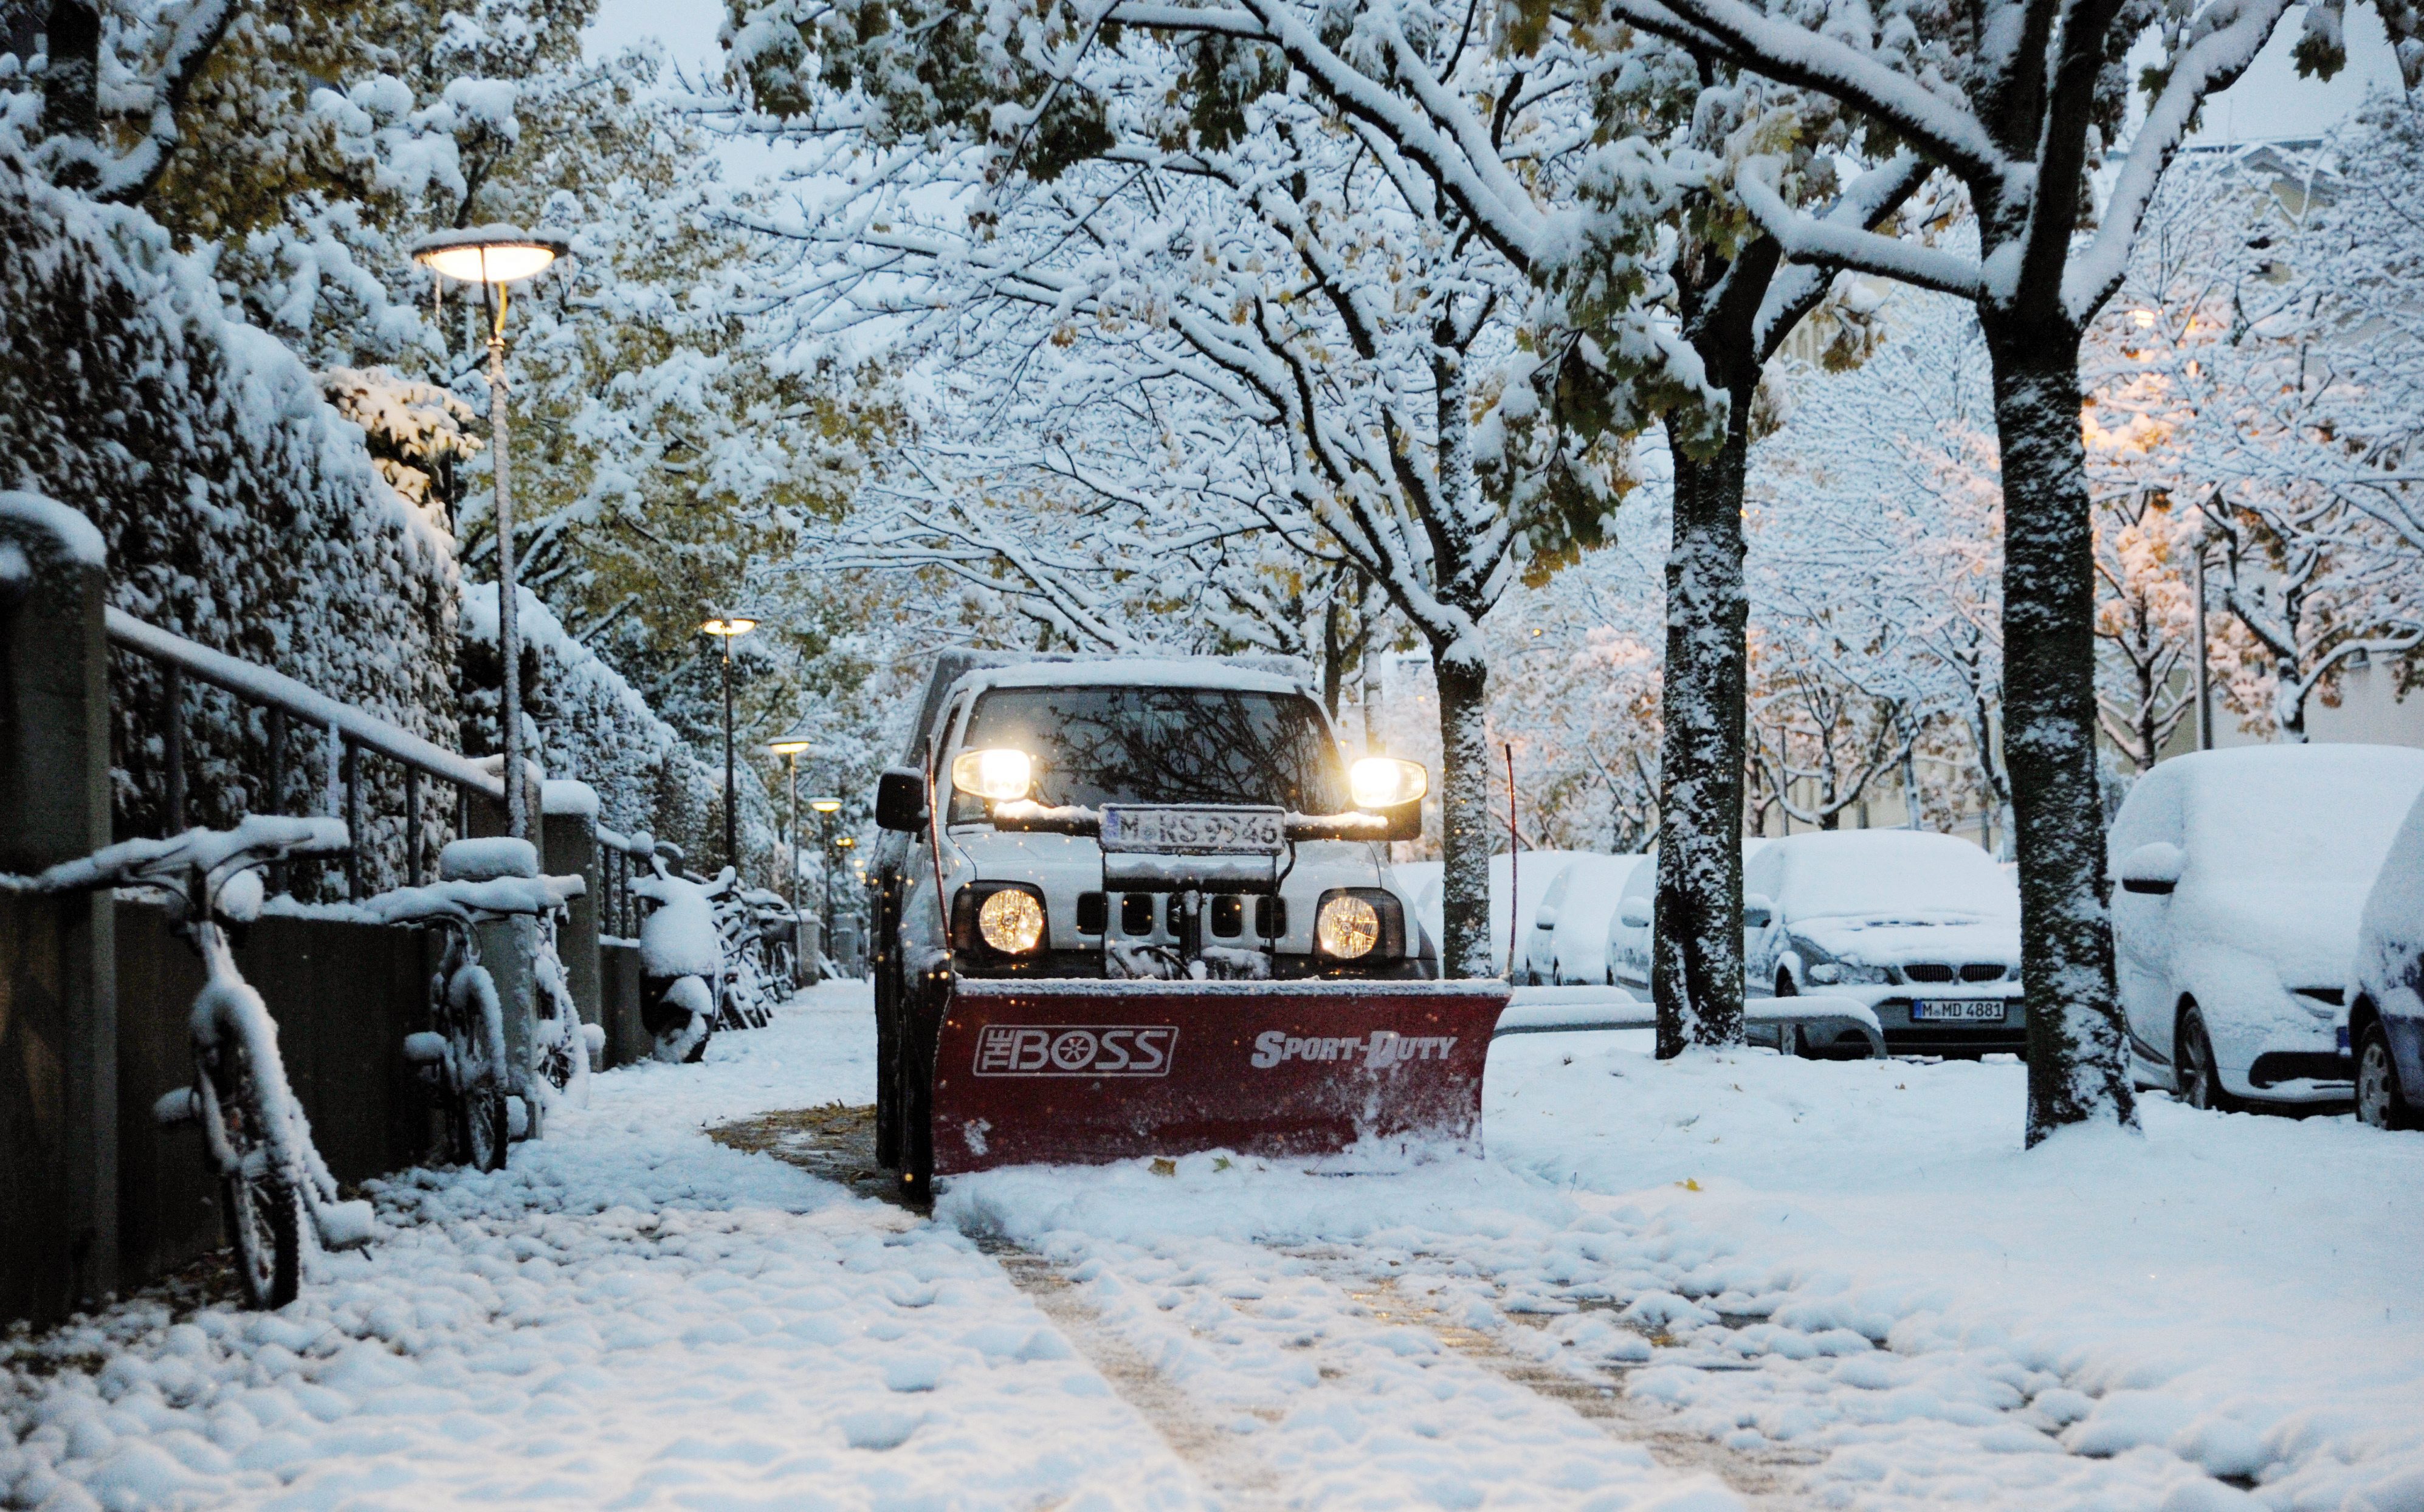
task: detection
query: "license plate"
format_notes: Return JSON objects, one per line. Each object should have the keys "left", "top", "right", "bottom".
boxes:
{"left": 1912, "top": 1000, "right": 2008, "bottom": 1022}
{"left": 1099, "top": 805, "right": 1286, "bottom": 855}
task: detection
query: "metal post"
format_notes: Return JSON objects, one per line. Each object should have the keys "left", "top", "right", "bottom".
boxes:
{"left": 821, "top": 805, "right": 835, "bottom": 966}
{"left": 2192, "top": 541, "right": 2212, "bottom": 752}
{"left": 786, "top": 754, "right": 799, "bottom": 910}
{"left": 266, "top": 704, "right": 288, "bottom": 893}
{"left": 487, "top": 327, "right": 526, "bottom": 840}
{"left": 721, "top": 633, "right": 737, "bottom": 872}
{"left": 342, "top": 738, "right": 362, "bottom": 897}
{"left": 404, "top": 763, "right": 423, "bottom": 887}
{"left": 161, "top": 662, "right": 184, "bottom": 834}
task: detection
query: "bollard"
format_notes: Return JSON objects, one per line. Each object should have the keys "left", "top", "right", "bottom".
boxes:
{"left": 540, "top": 780, "right": 602, "bottom": 1054}
{"left": 0, "top": 493, "right": 118, "bottom": 1324}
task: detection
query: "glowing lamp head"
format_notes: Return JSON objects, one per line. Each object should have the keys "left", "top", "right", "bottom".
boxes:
{"left": 410, "top": 224, "right": 568, "bottom": 284}
{"left": 809, "top": 797, "right": 842, "bottom": 814}
{"left": 951, "top": 747, "right": 1033, "bottom": 803}
{"left": 1348, "top": 756, "right": 1429, "bottom": 809}
{"left": 768, "top": 739, "right": 810, "bottom": 757}
{"left": 700, "top": 616, "right": 758, "bottom": 637}
{"left": 2130, "top": 308, "right": 2158, "bottom": 329}
{"left": 834, "top": 836, "right": 855, "bottom": 849}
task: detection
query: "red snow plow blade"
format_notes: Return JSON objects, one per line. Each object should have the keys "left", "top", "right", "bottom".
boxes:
{"left": 929, "top": 977, "right": 1512, "bottom": 1175}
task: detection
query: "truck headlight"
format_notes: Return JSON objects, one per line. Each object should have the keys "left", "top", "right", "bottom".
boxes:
{"left": 979, "top": 888, "right": 1045, "bottom": 954}
{"left": 1317, "top": 895, "right": 1380, "bottom": 958}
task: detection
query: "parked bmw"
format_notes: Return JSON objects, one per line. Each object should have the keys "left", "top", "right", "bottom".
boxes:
{"left": 1745, "top": 830, "right": 2025, "bottom": 1058}
{"left": 2108, "top": 744, "right": 2424, "bottom": 1112}
{"left": 2348, "top": 783, "right": 2424, "bottom": 1130}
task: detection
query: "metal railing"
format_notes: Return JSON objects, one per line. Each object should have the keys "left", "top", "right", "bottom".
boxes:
{"left": 106, "top": 608, "right": 508, "bottom": 895}
{"left": 597, "top": 825, "right": 689, "bottom": 941}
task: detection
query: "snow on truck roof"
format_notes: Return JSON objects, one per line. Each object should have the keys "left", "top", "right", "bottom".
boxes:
{"left": 962, "top": 658, "right": 1308, "bottom": 695}
{"left": 899, "top": 649, "right": 1318, "bottom": 761}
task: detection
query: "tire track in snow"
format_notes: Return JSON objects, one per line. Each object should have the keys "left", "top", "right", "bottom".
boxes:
{"left": 728, "top": 1105, "right": 1789, "bottom": 1507}
{"left": 1271, "top": 1252, "right": 1815, "bottom": 1508}
{"left": 979, "top": 1240, "right": 1289, "bottom": 1511}
{"left": 721, "top": 1107, "right": 1284, "bottom": 1508}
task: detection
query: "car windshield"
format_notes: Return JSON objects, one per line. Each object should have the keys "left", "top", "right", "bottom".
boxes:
{"left": 1774, "top": 834, "right": 2016, "bottom": 921}
{"left": 952, "top": 684, "right": 1349, "bottom": 819}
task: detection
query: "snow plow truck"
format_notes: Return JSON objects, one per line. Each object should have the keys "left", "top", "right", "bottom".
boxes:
{"left": 868, "top": 652, "right": 1510, "bottom": 1195}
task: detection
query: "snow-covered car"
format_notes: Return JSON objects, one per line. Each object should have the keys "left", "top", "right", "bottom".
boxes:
{"left": 1411, "top": 850, "right": 1588, "bottom": 975}
{"left": 2349, "top": 784, "right": 2424, "bottom": 1130}
{"left": 1603, "top": 840, "right": 1770, "bottom": 996}
{"left": 1745, "top": 830, "right": 2024, "bottom": 1058}
{"left": 1518, "top": 853, "right": 1647, "bottom": 985}
{"left": 2109, "top": 744, "right": 2424, "bottom": 1112}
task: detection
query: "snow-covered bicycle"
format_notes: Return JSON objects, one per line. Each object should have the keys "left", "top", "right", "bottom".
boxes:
{"left": 23, "top": 816, "right": 374, "bottom": 1308}
{"left": 364, "top": 841, "right": 594, "bottom": 1155}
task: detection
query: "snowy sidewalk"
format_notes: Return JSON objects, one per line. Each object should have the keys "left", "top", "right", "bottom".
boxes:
{"left": 5, "top": 989, "right": 2420, "bottom": 1511}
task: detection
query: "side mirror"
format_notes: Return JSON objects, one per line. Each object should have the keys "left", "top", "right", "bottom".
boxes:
{"left": 1533, "top": 906, "right": 1560, "bottom": 931}
{"left": 1619, "top": 901, "right": 1651, "bottom": 929}
{"left": 1350, "top": 756, "right": 1428, "bottom": 809}
{"left": 1374, "top": 799, "right": 1424, "bottom": 842}
{"left": 875, "top": 767, "right": 928, "bottom": 833}
{"left": 2116, "top": 841, "right": 2183, "bottom": 896}
{"left": 1743, "top": 893, "right": 1774, "bottom": 930}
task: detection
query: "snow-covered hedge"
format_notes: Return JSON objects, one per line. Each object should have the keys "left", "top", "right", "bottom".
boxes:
{"left": 460, "top": 585, "right": 776, "bottom": 875}
{"left": 0, "top": 151, "right": 458, "bottom": 894}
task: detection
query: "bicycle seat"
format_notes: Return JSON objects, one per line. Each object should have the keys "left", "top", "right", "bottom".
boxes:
{"left": 17, "top": 815, "right": 349, "bottom": 898}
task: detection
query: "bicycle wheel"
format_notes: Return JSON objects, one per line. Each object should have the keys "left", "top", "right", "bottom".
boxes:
{"left": 444, "top": 964, "right": 510, "bottom": 1172}
{"left": 202, "top": 1032, "right": 303, "bottom": 1308}
{"left": 221, "top": 1169, "right": 303, "bottom": 1309}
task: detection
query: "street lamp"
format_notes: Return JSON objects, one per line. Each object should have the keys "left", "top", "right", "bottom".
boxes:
{"left": 411, "top": 224, "right": 570, "bottom": 840}
{"left": 768, "top": 726, "right": 811, "bottom": 910}
{"left": 808, "top": 796, "right": 842, "bottom": 967}
{"left": 701, "top": 615, "right": 759, "bottom": 870}
{"left": 833, "top": 835, "right": 857, "bottom": 964}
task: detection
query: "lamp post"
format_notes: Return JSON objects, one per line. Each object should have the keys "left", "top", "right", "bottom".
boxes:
{"left": 833, "top": 835, "right": 857, "bottom": 966}
{"left": 768, "top": 727, "right": 811, "bottom": 909}
{"left": 809, "top": 796, "right": 842, "bottom": 966}
{"left": 411, "top": 225, "right": 569, "bottom": 840}
{"left": 700, "top": 615, "right": 759, "bottom": 871}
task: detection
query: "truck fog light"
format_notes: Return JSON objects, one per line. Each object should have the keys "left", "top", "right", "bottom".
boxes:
{"left": 1316, "top": 895, "right": 1380, "bottom": 958}
{"left": 979, "top": 888, "right": 1045, "bottom": 953}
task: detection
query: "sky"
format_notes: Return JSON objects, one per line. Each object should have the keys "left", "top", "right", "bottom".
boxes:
{"left": 585, "top": 0, "right": 2408, "bottom": 151}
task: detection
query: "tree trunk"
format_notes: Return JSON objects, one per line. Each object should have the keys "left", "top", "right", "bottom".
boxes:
{"left": 1978, "top": 312, "right": 2139, "bottom": 1144}
{"left": 1652, "top": 402, "right": 1751, "bottom": 1055}
{"left": 1433, "top": 643, "right": 1495, "bottom": 978}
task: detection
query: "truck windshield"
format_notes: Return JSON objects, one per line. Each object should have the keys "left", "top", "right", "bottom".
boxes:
{"left": 954, "top": 685, "right": 1349, "bottom": 819}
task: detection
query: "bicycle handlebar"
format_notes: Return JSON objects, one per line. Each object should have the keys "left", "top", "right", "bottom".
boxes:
{"left": 11, "top": 816, "right": 351, "bottom": 899}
